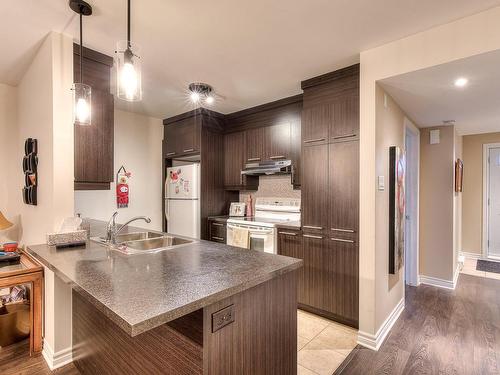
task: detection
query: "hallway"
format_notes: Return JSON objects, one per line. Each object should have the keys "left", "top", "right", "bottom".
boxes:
{"left": 338, "top": 274, "right": 500, "bottom": 374}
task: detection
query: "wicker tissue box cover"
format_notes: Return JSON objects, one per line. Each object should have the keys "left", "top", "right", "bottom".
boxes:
{"left": 46, "top": 230, "right": 87, "bottom": 247}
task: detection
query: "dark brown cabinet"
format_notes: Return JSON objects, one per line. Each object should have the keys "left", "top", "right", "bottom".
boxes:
{"left": 164, "top": 117, "right": 201, "bottom": 158}
{"left": 265, "top": 123, "right": 291, "bottom": 160}
{"left": 74, "top": 45, "right": 114, "bottom": 190}
{"left": 208, "top": 219, "right": 227, "bottom": 243}
{"left": 278, "top": 229, "right": 306, "bottom": 303}
{"left": 301, "top": 144, "right": 329, "bottom": 232}
{"left": 224, "top": 132, "right": 258, "bottom": 190}
{"left": 329, "top": 141, "right": 359, "bottom": 235}
{"left": 298, "top": 64, "right": 360, "bottom": 327}
{"left": 245, "top": 127, "right": 266, "bottom": 162}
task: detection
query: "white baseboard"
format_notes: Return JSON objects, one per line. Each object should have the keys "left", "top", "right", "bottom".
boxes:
{"left": 418, "top": 269, "right": 459, "bottom": 290}
{"left": 357, "top": 297, "right": 404, "bottom": 351}
{"left": 42, "top": 339, "right": 73, "bottom": 370}
{"left": 460, "top": 251, "right": 481, "bottom": 260}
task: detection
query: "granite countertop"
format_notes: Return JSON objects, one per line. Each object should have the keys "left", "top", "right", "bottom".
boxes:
{"left": 26, "top": 220, "right": 302, "bottom": 337}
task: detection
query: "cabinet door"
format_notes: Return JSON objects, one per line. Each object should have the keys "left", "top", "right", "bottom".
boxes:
{"left": 265, "top": 123, "right": 291, "bottom": 160}
{"left": 301, "top": 144, "right": 329, "bottom": 232}
{"left": 164, "top": 118, "right": 200, "bottom": 157}
{"left": 324, "top": 238, "right": 358, "bottom": 324}
{"left": 302, "top": 234, "right": 325, "bottom": 309}
{"left": 245, "top": 127, "right": 266, "bottom": 162}
{"left": 331, "top": 90, "right": 359, "bottom": 141}
{"left": 329, "top": 141, "right": 359, "bottom": 235}
{"left": 209, "top": 220, "right": 227, "bottom": 243}
{"left": 278, "top": 231, "right": 306, "bottom": 304}
{"left": 302, "top": 104, "right": 332, "bottom": 146}
{"left": 291, "top": 120, "right": 301, "bottom": 187}
{"left": 224, "top": 132, "right": 245, "bottom": 187}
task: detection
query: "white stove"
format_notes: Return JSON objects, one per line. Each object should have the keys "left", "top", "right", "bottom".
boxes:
{"left": 226, "top": 198, "right": 300, "bottom": 253}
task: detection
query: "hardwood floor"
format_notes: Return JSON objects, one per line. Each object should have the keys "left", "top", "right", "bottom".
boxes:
{"left": 338, "top": 274, "right": 500, "bottom": 375}
{"left": 0, "top": 340, "right": 78, "bottom": 375}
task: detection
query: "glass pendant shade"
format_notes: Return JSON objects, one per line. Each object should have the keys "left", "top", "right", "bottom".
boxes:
{"left": 73, "top": 83, "right": 92, "bottom": 126}
{"left": 116, "top": 41, "right": 142, "bottom": 102}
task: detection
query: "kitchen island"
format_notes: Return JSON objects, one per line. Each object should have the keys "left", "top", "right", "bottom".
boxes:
{"left": 27, "top": 222, "right": 302, "bottom": 374}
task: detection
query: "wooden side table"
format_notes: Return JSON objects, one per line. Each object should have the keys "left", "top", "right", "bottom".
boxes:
{"left": 0, "top": 251, "right": 43, "bottom": 355}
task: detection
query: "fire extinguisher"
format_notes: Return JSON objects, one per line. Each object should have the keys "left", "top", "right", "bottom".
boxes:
{"left": 116, "top": 166, "right": 131, "bottom": 208}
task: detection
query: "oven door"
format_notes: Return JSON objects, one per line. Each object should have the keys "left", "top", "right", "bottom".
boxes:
{"left": 227, "top": 224, "right": 276, "bottom": 253}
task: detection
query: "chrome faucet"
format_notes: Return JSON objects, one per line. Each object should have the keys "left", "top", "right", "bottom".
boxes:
{"left": 105, "top": 212, "right": 151, "bottom": 244}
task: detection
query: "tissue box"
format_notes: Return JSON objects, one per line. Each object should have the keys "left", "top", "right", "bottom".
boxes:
{"left": 46, "top": 230, "right": 87, "bottom": 248}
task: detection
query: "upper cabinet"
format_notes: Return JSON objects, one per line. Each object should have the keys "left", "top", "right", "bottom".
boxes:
{"left": 164, "top": 117, "right": 201, "bottom": 158}
{"left": 224, "top": 132, "right": 258, "bottom": 190}
{"left": 264, "top": 123, "right": 291, "bottom": 160}
{"left": 74, "top": 45, "right": 114, "bottom": 190}
{"left": 244, "top": 127, "right": 266, "bottom": 162}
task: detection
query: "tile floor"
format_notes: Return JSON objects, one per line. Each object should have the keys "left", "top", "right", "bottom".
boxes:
{"left": 297, "top": 309, "right": 357, "bottom": 375}
{"left": 461, "top": 257, "right": 500, "bottom": 279}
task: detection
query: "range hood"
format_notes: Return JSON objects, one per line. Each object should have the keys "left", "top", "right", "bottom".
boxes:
{"left": 241, "top": 160, "right": 292, "bottom": 176}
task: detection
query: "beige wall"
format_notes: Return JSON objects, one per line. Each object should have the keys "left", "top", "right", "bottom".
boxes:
{"left": 359, "top": 5, "right": 500, "bottom": 341}
{"left": 462, "top": 132, "right": 500, "bottom": 254}
{"left": 374, "top": 86, "right": 406, "bottom": 329}
{"left": 0, "top": 83, "right": 18, "bottom": 220}
{"left": 74, "top": 109, "right": 163, "bottom": 230}
{"left": 419, "top": 126, "right": 456, "bottom": 281}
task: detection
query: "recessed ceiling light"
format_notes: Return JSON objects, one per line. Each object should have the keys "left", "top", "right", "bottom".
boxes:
{"left": 454, "top": 77, "right": 468, "bottom": 87}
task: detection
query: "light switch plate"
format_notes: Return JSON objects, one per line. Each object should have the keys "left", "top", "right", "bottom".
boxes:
{"left": 378, "top": 176, "right": 385, "bottom": 191}
{"left": 430, "top": 129, "right": 440, "bottom": 144}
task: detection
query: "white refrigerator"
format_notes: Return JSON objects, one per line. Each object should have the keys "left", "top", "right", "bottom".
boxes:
{"left": 165, "top": 163, "right": 200, "bottom": 238}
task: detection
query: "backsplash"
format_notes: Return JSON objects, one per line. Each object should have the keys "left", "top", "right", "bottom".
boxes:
{"left": 240, "top": 175, "right": 301, "bottom": 203}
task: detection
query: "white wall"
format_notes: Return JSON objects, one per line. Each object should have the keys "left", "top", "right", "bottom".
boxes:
{"left": 359, "top": 5, "right": 500, "bottom": 347}
{"left": 14, "top": 32, "right": 74, "bottom": 246}
{"left": 74, "top": 109, "right": 163, "bottom": 231}
{"left": 0, "top": 83, "right": 18, "bottom": 219}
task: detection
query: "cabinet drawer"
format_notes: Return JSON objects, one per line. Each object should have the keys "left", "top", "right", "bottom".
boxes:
{"left": 209, "top": 221, "right": 226, "bottom": 243}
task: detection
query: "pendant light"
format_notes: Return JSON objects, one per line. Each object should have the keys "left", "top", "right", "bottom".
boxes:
{"left": 70, "top": 0, "right": 92, "bottom": 126}
{"left": 115, "top": 0, "right": 142, "bottom": 101}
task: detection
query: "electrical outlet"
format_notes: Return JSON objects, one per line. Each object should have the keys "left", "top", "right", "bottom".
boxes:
{"left": 212, "top": 304, "right": 235, "bottom": 332}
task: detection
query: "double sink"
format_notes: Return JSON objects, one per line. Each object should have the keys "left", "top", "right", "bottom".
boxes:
{"left": 92, "top": 231, "right": 195, "bottom": 255}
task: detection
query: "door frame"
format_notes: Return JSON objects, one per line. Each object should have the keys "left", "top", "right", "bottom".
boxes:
{"left": 482, "top": 143, "right": 500, "bottom": 259}
{"left": 403, "top": 118, "right": 420, "bottom": 286}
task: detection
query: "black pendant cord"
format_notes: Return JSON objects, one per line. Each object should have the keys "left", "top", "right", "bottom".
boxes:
{"left": 127, "top": 0, "right": 131, "bottom": 48}
{"left": 79, "top": 12, "right": 83, "bottom": 84}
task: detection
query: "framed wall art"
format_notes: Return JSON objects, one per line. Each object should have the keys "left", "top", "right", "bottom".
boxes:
{"left": 389, "top": 146, "right": 405, "bottom": 274}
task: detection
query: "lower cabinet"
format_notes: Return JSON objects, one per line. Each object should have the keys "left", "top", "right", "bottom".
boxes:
{"left": 278, "top": 229, "right": 359, "bottom": 328}
{"left": 208, "top": 219, "right": 227, "bottom": 243}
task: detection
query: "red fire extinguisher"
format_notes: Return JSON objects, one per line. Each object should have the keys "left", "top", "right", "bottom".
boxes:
{"left": 116, "top": 166, "right": 131, "bottom": 208}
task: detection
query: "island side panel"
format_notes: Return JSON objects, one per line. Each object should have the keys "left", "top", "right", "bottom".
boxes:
{"left": 72, "top": 291, "right": 203, "bottom": 375}
{"left": 203, "top": 270, "right": 298, "bottom": 375}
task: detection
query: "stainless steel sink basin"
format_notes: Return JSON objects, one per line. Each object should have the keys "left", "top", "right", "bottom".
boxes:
{"left": 124, "top": 236, "right": 193, "bottom": 251}
{"left": 114, "top": 231, "right": 163, "bottom": 243}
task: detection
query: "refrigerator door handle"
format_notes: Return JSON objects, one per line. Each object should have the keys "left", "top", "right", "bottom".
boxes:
{"left": 165, "top": 199, "right": 170, "bottom": 222}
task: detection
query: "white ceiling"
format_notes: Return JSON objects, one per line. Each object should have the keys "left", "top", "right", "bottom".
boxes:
{"left": 380, "top": 49, "right": 500, "bottom": 135}
{"left": 3, "top": 0, "right": 500, "bottom": 119}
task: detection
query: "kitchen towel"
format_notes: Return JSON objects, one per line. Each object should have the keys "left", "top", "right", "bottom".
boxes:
{"left": 231, "top": 227, "right": 250, "bottom": 249}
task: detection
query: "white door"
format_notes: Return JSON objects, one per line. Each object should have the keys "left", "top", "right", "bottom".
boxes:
{"left": 487, "top": 147, "right": 500, "bottom": 258}
{"left": 165, "top": 199, "right": 200, "bottom": 238}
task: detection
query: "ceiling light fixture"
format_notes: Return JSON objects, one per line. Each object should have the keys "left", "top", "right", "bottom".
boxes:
{"left": 188, "top": 83, "right": 215, "bottom": 106}
{"left": 70, "top": 0, "right": 93, "bottom": 126}
{"left": 454, "top": 77, "right": 468, "bottom": 87}
{"left": 116, "top": 0, "right": 142, "bottom": 101}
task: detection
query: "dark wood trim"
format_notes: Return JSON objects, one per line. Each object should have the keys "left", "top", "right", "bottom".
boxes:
{"left": 74, "top": 182, "right": 111, "bottom": 191}
{"left": 163, "top": 108, "right": 225, "bottom": 125}
{"left": 298, "top": 304, "right": 358, "bottom": 329}
{"left": 73, "top": 43, "right": 113, "bottom": 67}
{"left": 225, "top": 94, "right": 303, "bottom": 121}
{"left": 301, "top": 64, "right": 360, "bottom": 90}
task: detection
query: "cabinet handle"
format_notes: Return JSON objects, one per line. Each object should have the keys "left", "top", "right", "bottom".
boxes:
{"left": 332, "top": 134, "right": 357, "bottom": 140}
{"left": 279, "top": 231, "right": 298, "bottom": 236}
{"left": 331, "top": 228, "right": 355, "bottom": 233}
{"left": 183, "top": 148, "right": 195, "bottom": 153}
{"left": 303, "top": 138, "right": 325, "bottom": 144}
{"left": 212, "top": 236, "right": 224, "bottom": 241}
{"left": 212, "top": 222, "right": 224, "bottom": 227}
{"left": 330, "top": 238, "right": 355, "bottom": 243}
{"left": 303, "top": 225, "right": 323, "bottom": 230}
{"left": 303, "top": 234, "right": 323, "bottom": 239}
{"left": 247, "top": 157, "right": 261, "bottom": 162}
{"left": 270, "top": 155, "right": 285, "bottom": 160}
{"left": 166, "top": 152, "right": 176, "bottom": 156}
